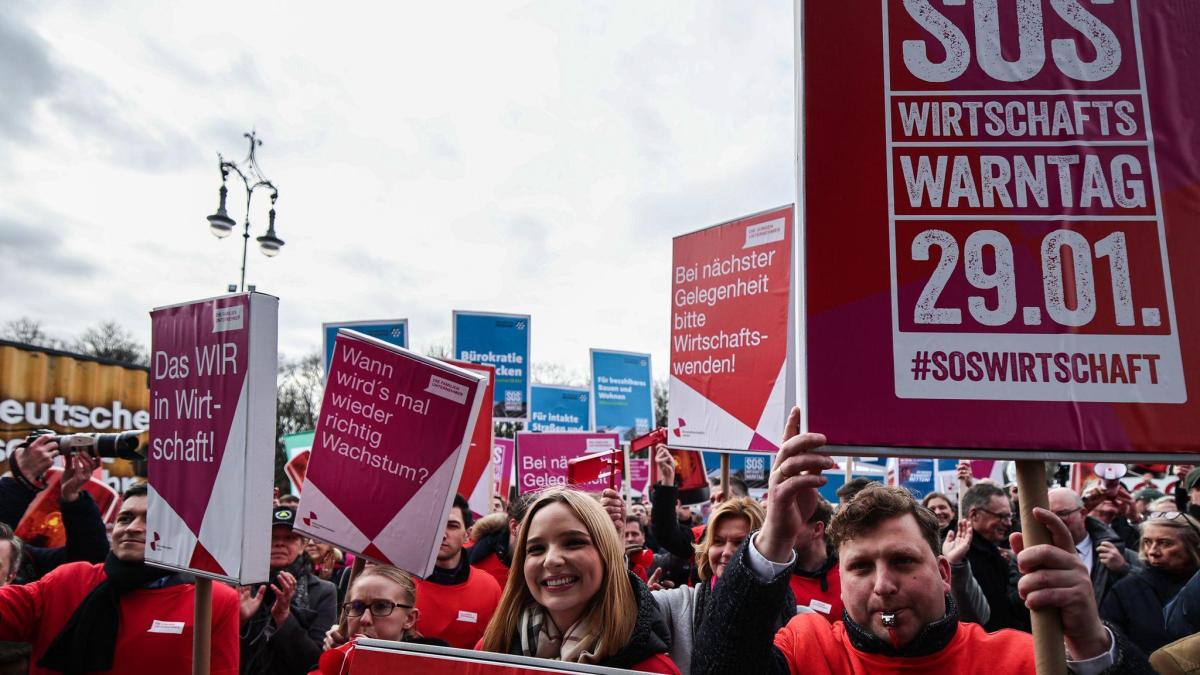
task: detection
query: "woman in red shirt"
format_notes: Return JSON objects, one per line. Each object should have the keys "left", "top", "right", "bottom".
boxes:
{"left": 477, "top": 486, "right": 679, "bottom": 674}
{"left": 317, "top": 565, "right": 446, "bottom": 675}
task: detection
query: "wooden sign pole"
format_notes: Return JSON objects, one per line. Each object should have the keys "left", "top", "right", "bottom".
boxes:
{"left": 1014, "top": 460, "right": 1067, "bottom": 675}
{"left": 336, "top": 557, "right": 368, "bottom": 637}
{"left": 719, "top": 453, "right": 730, "bottom": 499}
{"left": 192, "top": 577, "right": 212, "bottom": 675}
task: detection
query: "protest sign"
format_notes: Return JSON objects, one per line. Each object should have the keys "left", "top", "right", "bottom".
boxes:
{"left": 590, "top": 349, "right": 653, "bottom": 441}
{"left": 529, "top": 384, "right": 590, "bottom": 432}
{"left": 445, "top": 360, "right": 495, "bottom": 517}
{"left": 628, "top": 457, "right": 650, "bottom": 497}
{"left": 453, "top": 311, "right": 530, "bottom": 421}
{"left": 281, "top": 430, "right": 315, "bottom": 495}
{"left": 893, "top": 458, "right": 936, "bottom": 499}
{"left": 346, "top": 638, "right": 639, "bottom": 674}
{"left": 492, "top": 438, "right": 515, "bottom": 500}
{"left": 322, "top": 319, "right": 407, "bottom": 377}
{"left": 669, "top": 205, "right": 795, "bottom": 454}
{"left": 515, "top": 432, "right": 619, "bottom": 494}
{"left": 567, "top": 448, "right": 624, "bottom": 490}
{"left": 295, "top": 330, "right": 486, "bottom": 576}
{"left": 803, "top": 0, "right": 1200, "bottom": 460}
{"left": 147, "top": 292, "right": 277, "bottom": 583}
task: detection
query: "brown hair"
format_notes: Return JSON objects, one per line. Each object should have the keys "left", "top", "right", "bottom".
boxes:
{"left": 808, "top": 498, "right": 833, "bottom": 528}
{"left": 695, "top": 497, "right": 764, "bottom": 581}
{"left": 480, "top": 486, "right": 635, "bottom": 661}
{"left": 921, "top": 491, "right": 954, "bottom": 511}
{"left": 830, "top": 485, "right": 942, "bottom": 556}
{"left": 350, "top": 564, "right": 422, "bottom": 638}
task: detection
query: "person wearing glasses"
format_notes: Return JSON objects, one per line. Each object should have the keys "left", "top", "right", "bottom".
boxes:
{"left": 961, "top": 483, "right": 1029, "bottom": 632}
{"left": 317, "top": 565, "right": 447, "bottom": 675}
{"left": 1100, "top": 510, "right": 1200, "bottom": 655}
{"left": 1048, "top": 487, "right": 1142, "bottom": 608}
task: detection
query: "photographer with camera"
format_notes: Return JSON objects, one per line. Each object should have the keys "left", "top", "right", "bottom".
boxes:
{"left": 1, "top": 434, "right": 110, "bottom": 581}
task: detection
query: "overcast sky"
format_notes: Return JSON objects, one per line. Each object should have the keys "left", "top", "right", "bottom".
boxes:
{"left": 0, "top": 1, "right": 795, "bottom": 383}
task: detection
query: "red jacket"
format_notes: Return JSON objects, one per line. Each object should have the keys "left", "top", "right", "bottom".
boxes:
{"left": 471, "top": 551, "right": 512, "bottom": 591}
{"left": 788, "top": 561, "right": 844, "bottom": 623}
{"left": 628, "top": 548, "right": 655, "bottom": 582}
{"left": 415, "top": 566, "right": 503, "bottom": 649}
{"left": 774, "top": 613, "right": 1036, "bottom": 674}
{"left": 0, "top": 561, "right": 240, "bottom": 675}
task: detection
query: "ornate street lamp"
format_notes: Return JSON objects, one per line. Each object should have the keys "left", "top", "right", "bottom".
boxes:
{"left": 205, "top": 131, "right": 284, "bottom": 291}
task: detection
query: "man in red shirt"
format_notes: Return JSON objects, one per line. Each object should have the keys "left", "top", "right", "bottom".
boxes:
{"left": 0, "top": 483, "right": 240, "bottom": 674}
{"left": 692, "top": 408, "right": 1150, "bottom": 674}
{"left": 415, "top": 494, "right": 501, "bottom": 649}
{"left": 789, "top": 497, "right": 843, "bottom": 622}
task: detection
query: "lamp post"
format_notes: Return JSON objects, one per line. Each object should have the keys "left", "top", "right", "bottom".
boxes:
{"left": 205, "top": 131, "right": 284, "bottom": 292}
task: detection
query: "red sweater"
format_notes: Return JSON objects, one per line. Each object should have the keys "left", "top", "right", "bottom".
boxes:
{"left": 788, "top": 563, "right": 844, "bottom": 623}
{"left": 415, "top": 566, "right": 502, "bottom": 649}
{"left": 774, "top": 613, "right": 1036, "bottom": 674}
{"left": 0, "top": 561, "right": 240, "bottom": 675}
{"left": 472, "top": 551, "right": 512, "bottom": 591}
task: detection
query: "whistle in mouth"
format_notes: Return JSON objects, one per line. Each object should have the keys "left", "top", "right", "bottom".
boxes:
{"left": 880, "top": 612, "right": 897, "bottom": 627}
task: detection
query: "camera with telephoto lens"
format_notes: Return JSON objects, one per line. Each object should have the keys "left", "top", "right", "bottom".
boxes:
{"left": 21, "top": 428, "right": 148, "bottom": 461}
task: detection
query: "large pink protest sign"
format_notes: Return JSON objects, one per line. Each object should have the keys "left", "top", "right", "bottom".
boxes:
{"left": 515, "top": 432, "right": 620, "bottom": 494}
{"left": 804, "top": 0, "right": 1200, "bottom": 459}
{"left": 296, "top": 330, "right": 486, "bottom": 576}
{"left": 147, "top": 293, "right": 277, "bottom": 584}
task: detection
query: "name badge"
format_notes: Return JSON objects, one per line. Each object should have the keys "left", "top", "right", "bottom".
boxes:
{"left": 457, "top": 610, "right": 478, "bottom": 623}
{"left": 808, "top": 599, "right": 833, "bottom": 614}
{"left": 148, "top": 620, "right": 186, "bottom": 634}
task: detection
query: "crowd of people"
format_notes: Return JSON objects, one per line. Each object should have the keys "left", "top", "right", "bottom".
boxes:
{"left": 0, "top": 417, "right": 1198, "bottom": 673}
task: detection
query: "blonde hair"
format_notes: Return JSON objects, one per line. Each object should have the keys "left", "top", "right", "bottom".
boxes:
{"left": 350, "top": 565, "right": 422, "bottom": 638}
{"left": 694, "top": 497, "right": 764, "bottom": 581}
{"left": 1142, "top": 514, "right": 1200, "bottom": 567}
{"left": 480, "top": 486, "right": 635, "bottom": 660}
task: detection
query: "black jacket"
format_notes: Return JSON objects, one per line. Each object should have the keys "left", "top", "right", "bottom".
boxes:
{"left": 1101, "top": 565, "right": 1195, "bottom": 655}
{"left": 240, "top": 556, "right": 338, "bottom": 675}
{"left": 649, "top": 484, "right": 698, "bottom": 587}
{"left": 965, "top": 533, "right": 1029, "bottom": 632}
{"left": 1084, "top": 517, "right": 1142, "bottom": 608}
{"left": 468, "top": 524, "right": 510, "bottom": 569}
{"left": 503, "top": 571, "right": 673, "bottom": 670}
{"left": 691, "top": 538, "right": 1153, "bottom": 675}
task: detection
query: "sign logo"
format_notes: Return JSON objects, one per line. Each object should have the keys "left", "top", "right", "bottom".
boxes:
{"left": 212, "top": 305, "right": 244, "bottom": 333}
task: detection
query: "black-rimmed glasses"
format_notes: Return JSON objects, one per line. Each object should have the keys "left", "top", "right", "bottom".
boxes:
{"left": 978, "top": 507, "right": 1013, "bottom": 522}
{"left": 342, "top": 600, "right": 413, "bottom": 618}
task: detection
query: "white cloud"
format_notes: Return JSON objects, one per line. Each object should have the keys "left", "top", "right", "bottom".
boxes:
{"left": 0, "top": 0, "right": 795, "bottom": 381}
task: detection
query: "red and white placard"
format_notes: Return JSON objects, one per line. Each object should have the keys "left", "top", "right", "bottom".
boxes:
{"left": 669, "top": 205, "right": 796, "bottom": 454}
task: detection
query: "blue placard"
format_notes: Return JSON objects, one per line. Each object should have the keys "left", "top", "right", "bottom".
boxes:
{"left": 896, "top": 458, "right": 936, "bottom": 499}
{"left": 590, "top": 349, "right": 653, "bottom": 442}
{"left": 322, "top": 320, "right": 407, "bottom": 374}
{"left": 453, "top": 311, "right": 531, "bottom": 421}
{"left": 529, "top": 385, "right": 590, "bottom": 432}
